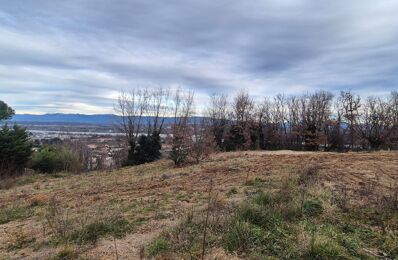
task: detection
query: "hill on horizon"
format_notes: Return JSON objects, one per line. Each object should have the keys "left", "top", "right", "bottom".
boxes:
{"left": 11, "top": 113, "right": 118, "bottom": 125}
{"left": 10, "top": 113, "right": 203, "bottom": 125}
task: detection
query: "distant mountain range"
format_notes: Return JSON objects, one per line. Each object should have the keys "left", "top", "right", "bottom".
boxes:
{"left": 10, "top": 113, "right": 202, "bottom": 125}
{"left": 11, "top": 114, "right": 119, "bottom": 125}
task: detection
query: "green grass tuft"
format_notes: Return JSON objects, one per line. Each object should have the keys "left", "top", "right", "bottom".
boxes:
{"left": 68, "top": 218, "right": 131, "bottom": 245}
{"left": 303, "top": 198, "right": 324, "bottom": 217}
{"left": 147, "top": 237, "right": 170, "bottom": 257}
{"left": 223, "top": 221, "right": 263, "bottom": 253}
{"left": 0, "top": 205, "right": 34, "bottom": 225}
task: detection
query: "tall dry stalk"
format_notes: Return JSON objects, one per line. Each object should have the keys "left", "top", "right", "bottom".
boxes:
{"left": 201, "top": 179, "right": 213, "bottom": 260}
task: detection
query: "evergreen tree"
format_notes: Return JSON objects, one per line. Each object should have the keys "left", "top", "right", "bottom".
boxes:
{"left": 0, "top": 100, "right": 15, "bottom": 120}
{"left": 0, "top": 101, "right": 33, "bottom": 177}
{"left": 0, "top": 124, "right": 33, "bottom": 177}
{"left": 124, "top": 132, "right": 162, "bottom": 166}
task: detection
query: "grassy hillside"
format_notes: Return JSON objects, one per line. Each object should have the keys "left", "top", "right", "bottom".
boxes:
{"left": 0, "top": 151, "right": 397, "bottom": 259}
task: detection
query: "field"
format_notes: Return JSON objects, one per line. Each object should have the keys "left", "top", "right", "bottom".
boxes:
{"left": 0, "top": 151, "right": 397, "bottom": 259}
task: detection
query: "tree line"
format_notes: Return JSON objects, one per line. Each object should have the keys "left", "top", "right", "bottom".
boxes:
{"left": 0, "top": 88, "right": 396, "bottom": 177}
{"left": 115, "top": 89, "right": 398, "bottom": 166}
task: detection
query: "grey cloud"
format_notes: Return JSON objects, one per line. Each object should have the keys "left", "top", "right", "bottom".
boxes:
{"left": 0, "top": 0, "right": 397, "bottom": 114}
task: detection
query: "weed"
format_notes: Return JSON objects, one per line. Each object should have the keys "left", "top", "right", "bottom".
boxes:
{"left": 227, "top": 187, "right": 238, "bottom": 195}
{"left": 68, "top": 217, "right": 131, "bottom": 245}
{"left": 45, "top": 197, "right": 71, "bottom": 239}
{"left": 0, "top": 205, "right": 34, "bottom": 224}
{"left": 252, "top": 191, "right": 274, "bottom": 206}
{"left": 0, "top": 178, "right": 16, "bottom": 190}
{"left": 45, "top": 197, "right": 132, "bottom": 245}
{"left": 0, "top": 174, "right": 43, "bottom": 190}
{"left": 380, "top": 182, "right": 398, "bottom": 210}
{"left": 236, "top": 202, "right": 282, "bottom": 229}
{"left": 298, "top": 164, "right": 320, "bottom": 187}
{"left": 51, "top": 246, "right": 79, "bottom": 260}
{"left": 147, "top": 237, "right": 170, "bottom": 257}
{"left": 244, "top": 177, "right": 266, "bottom": 187}
{"left": 223, "top": 221, "right": 263, "bottom": 253}
{"left": 176, "top": 193, "right": 191, "bottom": 202}
{"left": 304, "top": 233, "right": 345, "bottom": 259}
{"left": 331, "top": 185, "right": 349, "bottom": 211}
{"left": 29, "top": 194, "right": 49, "bottom": 207}
{"left": 303, "top": 199, "right": 324, "bottom": 217}
{"left": 6, "top": 230, "right": 36, "bottom": 251}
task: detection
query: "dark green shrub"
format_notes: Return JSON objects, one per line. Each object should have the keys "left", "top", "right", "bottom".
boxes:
{"left": 124, "top": 132, "right": 161, "bottom": 166}
{"left": 30, "top": 146, "right": 82, "bottom": 173}
{"left": 224, "top": 124, "right": 246, "bottom": 151}
{"left": 0, "top": 100, "right": 14, "bottom": 120}
{"left": 0, "top": 124, "right": 33, "bottom": 177}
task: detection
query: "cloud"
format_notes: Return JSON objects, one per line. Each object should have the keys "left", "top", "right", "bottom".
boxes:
{"left": 0, "top": 0, "right": 397, "bottom": 114}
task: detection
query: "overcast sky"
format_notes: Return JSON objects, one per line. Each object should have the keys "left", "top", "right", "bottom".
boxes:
{"left": 0, "top": 0, "right": 397, "bottom": 114}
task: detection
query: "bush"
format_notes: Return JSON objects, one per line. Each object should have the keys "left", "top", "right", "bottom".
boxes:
{"left": 224, "top": 124, "right": 247, "bottom": 151}
{"left": 124, "top": 133, "right": 161, "bottom": 166}
{"left": 30, "top": 146, "right": 83, "bottom": 173}
{"left": 0, "top": 124, "right": 33, "bottom": 177}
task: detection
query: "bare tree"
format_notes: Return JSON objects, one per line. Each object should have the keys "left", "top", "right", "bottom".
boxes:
{"left": 359, "top": 97, "right": 394, "bottom": 150}
{"left": 170, "top": 89, "right": 195, "bottom": 166}
{"left": 225, "top": 91, "right": 255, "bottom": 150}
{"left": 300, "top": 91, "right": 333, "bottom": 151}
{"left": 115, "top": 89, "right": 150, "bottom": 154}
{"left": 339, "top": 91, "right": 361, "bottom": 149}
{"left": 231, "top": 91, "right": 254, "bottom": 125}
{"left": 327, "top": 97, "right": 345, "bottom": 151}
{"left": 207, "top": 94, "right": 229, "bottom": 150}
{"left": 115, "top": 88, "right": 172, "bottom": 166}
{"left": 287, "top": 95, "right": 302, "bottom": 149}
{"left": 390, "top": 91, "right": 398, "bottom": 149}
{"left": 274, "top": 94, "right": 288, "bottom": 148}
{"left": 190, "top": 118, "right": 216, "bottom": 163}
{"left": 147, "top": 88, "right": 170, "bottom": 135}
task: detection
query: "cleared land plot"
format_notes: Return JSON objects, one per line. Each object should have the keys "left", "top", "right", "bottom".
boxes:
{"left": 0, "top": 151, "right": 397, "bottom": 259}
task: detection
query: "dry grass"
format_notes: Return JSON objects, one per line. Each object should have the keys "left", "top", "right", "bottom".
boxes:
{"left": 0, "top": 150, "right": 397, "bottom": 259}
